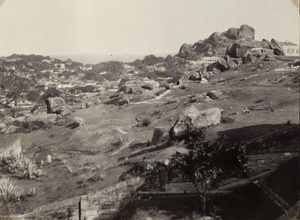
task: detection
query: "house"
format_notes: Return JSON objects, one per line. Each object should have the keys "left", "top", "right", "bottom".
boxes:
{"left": 279, "top": 40, "right": 299, "bottom": 56}
{"left": 201, "top": 56, "right": 219, "bottom": 67}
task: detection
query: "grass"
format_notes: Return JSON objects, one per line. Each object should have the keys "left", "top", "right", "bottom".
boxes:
{"left": 0, "top": 150, "right": 44, "bottom": 179}
{"left": 0, "top": 178, "right": 23, "bottom": 203}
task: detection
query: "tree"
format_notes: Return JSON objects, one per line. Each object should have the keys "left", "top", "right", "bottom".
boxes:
{"left": 43, "top": 87, "right": 61, "bottom": 99}
{"left": 169, "top": 129, "right": 248, "bottom": 216}
{"left": 0, "top": 75, "right": 33, "bottom": 109}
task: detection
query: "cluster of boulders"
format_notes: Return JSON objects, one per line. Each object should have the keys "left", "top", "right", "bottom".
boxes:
{"left": 178, "top": 24, "right": 286, "bottom": 73}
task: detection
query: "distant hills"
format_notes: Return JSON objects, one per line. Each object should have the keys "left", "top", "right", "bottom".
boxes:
{"left": 52, "top": 53, "right": 176, "bottom": 64}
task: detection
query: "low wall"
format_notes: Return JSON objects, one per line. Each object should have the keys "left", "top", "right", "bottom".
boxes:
{"left": 19, "top": 177, "right": 144, "bottom": 220}
{"left": 0, "top": 137, "right": 22, "bottom": 158}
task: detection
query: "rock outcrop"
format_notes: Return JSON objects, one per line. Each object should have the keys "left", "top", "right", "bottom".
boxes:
{"left": 226, "top": 28, "right": 239, "bottom": 40}
{"left": 45, "top": 97, "right": 73, "bottom": 116}
{"left": 263, "top": 38, "right": 285, "bottom": 56}
{"left": 169, "top": 105, "right": 221, "bottom": 140}
{"left": 238, "top": 24, "right": 255, "bottom": 40}
{"left": 206, "top": 89, "right": 223, "bottom": 100}
{"left": 226, "top": 39, "right": 267, "bottom": 58}
{"left": 150, "top": 127, "right": 165, "bottom": 146}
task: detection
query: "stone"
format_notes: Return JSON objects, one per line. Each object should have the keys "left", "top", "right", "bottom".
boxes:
{"left": 189, "top": 94, "right": 206, "bottom": 103}
{"left": 226, "top": 28, "right": 239, "bottom": 40}
{"left": 263, "top": 39, "right": 285, "bottom": 56}
{"left": 45, "top": 97, "right": 74, "bottom": 116}
{"left": 238, "top": 24, "right": 255, "bottom": 40}
{"left": 271, "top": 39, "right": 286, "bottom": 56}
{"left": 141, "top": 85, "right": 153, "bottom": 90}
{"left": 150, "top": 127, "right": 164, "bottom": 146}
{"left": 212, "top": 68, "right": 221, "bottom": 74}
{"left": 169, "top": 105, "right": 221, "bottom": 140}
{"left": 206, "top": 89, "right": 223, "bottom": 99}
{"left": 188, "top": 71, "right": 201, "bottom": 80}
{"left": 264, "top": 54, "right": 276, "bottom": 61}
{"left": 178, "top": 43, "right": 196, "bottom": 60}
{"left": 226, "top": 39, "right": 266, "bottom": 58}
{"left": 118, "top": 96, "right": 130, "bottom": 106}
{"left": 118, "top": 85, "right": 132, "bottom": 94}
{"left": 0, "top": 123, "right": 6, "bottom": 129}
{"left": 242, "top": 50, "right": 253, "bottom": 64}
{"left": 85, "top": 102, "right": 92, "bottom": 108}
{"left": 1, "top": 125, "right": 18, "bottom": 134}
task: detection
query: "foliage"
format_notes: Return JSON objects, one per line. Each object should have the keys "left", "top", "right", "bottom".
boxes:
{"left": 0, "top": 75, "right": 33, "bottom": 109}
{"left": 0, "top": 151, "right": 44, "bottom": 179}
{"left": 13, "top": 121, "right": 52, "bottom": 133}
{"left": 220, "top": 116, "right": 235, "bottom": 124}
{"left": 142, "top": 118, "right": 151, "bottom": 127}
{"left": 130, "top": 208, "right": 169, "bottom": 220}
{"left": 43, "top": 87, "right": 62, "bottom": 99}
{"left": 142, "top": 55, "right": 165, "bottom": 66}
{"left": 169, "top": 129, "right": 248, "bottom": 192}
{"left": 0, "top": 178, "right": 23, "bottom": 203}
{"left": 69, "top": 85, "right": 98, "bottom": 94}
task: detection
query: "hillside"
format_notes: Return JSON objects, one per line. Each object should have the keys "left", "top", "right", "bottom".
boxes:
{"left": 0, "top": 24, "right": 299, "bottom": 219}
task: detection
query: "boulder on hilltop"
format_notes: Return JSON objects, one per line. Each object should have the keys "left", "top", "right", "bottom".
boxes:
{"left": 239, "top": 24, "right": 255, "bottom": 40}
{"left": 169, "top": 105, "right": 221, "bottom": 140}
{"left": 226, "top": 28, "right": 239, "bottom": 40}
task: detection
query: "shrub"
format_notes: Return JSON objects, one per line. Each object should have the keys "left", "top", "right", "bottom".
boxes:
{"left": 13, "top": 121, "right": 52, "bottom": 133}
{"left": 0, "top": 150, "right": 43, "bottom": 179}
{"left": 142, "top": 118, "right": 151, "bottom": 127}
{"left": 0, "top": 178, "right": 23, "bottom": 203}
{"left": 130, "top": 209, "right": 169, "bottom": 220}
{"left": 221, "top": 116, "right": 235, "bottom": 124}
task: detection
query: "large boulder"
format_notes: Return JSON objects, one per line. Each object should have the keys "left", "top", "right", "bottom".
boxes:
{"left": 263, "top": 39, "right": 285, "bottom": 56}
{"left": 150, "top": 127, "right": 165, "bottom": 146}
{"left": 242, "top": 50, "right": 253, "bottom": 64}
{"left": 178, "top": 43, "right": 196, "bottom": 60}
{"left": 169, "top": 105, "right": 221, "bottom": 140}
{"left": 238, "top": 24, "right": 255, "bottom": 40}
{"left": 45, "top": 97, "right": 73, "bottom": 116}
{"left": 207, "top": 58, "right": 228, "bottom": 73}
{"left": 206, "top": 89, "right": 223, "bottom": 99}
{"left": 271, "top": 39, "right": 286, "bottom": 56}
{"left": 226, "top": 39, "right": 266, "bottom": 58}
{"left": 226, "top": 28, "right": 239, "bottom": 40}
{"left": 188, "top": 71, "right": 201, "bottom": 81}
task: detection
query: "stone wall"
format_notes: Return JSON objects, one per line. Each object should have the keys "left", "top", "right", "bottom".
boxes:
{"left": 0, "top": 137, "right": 22, "bottom": 158}
{"left": 19, "top": 177, "right": 144, "bottom": 220}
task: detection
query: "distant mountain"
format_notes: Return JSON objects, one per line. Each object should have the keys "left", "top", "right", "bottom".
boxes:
{"left": 51, "top": 53, "right": 176, "bottom": 64}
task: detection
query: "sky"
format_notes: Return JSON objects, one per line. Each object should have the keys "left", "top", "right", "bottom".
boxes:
{"left": 0, "top": 0, "right": 299, "bottom": 57}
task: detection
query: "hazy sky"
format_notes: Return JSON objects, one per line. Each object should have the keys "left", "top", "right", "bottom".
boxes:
{"left": 0, "top": 0, "right": 299, "bottom": 56}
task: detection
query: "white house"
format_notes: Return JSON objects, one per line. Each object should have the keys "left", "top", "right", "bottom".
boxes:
{"left": 201, "top": 56, "right": 219, "bottom": 66}
{"left": 279, "top": 41, "right": 299, "bottom": 56}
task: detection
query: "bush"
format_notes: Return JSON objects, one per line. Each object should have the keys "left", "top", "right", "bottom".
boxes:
{"left": 0, "top": 150, "right": 44, "bottom": 179}
{"left": 13, "top": 120, "right": 52, "bottom": 133}
{"left": 0, "top": 178, "right": 23, "bottom": 203}
{"left": 221, "top": 116, "right": 235, "bottom": 124}
{"left": 142, "top": 118, "right": 151, "bottom": 127}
